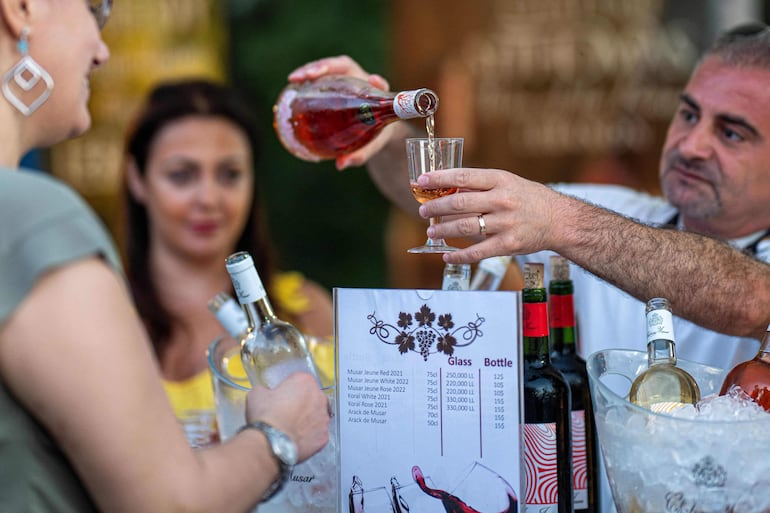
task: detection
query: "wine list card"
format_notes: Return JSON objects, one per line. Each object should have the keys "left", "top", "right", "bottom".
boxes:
{"left": 334, "top": 288, "right": 523, "bottom": 513}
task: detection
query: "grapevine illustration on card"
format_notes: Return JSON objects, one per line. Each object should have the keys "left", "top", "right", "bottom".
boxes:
{"left": 367, "top": 304, "right": 485, "bottom": 361}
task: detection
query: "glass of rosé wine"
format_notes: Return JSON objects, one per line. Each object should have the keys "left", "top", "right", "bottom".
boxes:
{"left": 406, "top": 137, "right": 463, "bottom": 253}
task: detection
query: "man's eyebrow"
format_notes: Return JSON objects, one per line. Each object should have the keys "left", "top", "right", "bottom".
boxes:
{"left": 680, "top": 93, "right": 760, "bottom": 138}
{"left": 680, "top": 93, "right": 700, "bottom": 113}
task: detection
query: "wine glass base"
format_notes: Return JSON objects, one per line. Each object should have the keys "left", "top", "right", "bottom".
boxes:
{"left": 407, "top": 244, "right": 459, "bottom": 254}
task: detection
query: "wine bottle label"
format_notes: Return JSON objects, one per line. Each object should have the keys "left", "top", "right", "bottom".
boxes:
{"left": 273, "top": 89, "right": 322, "bottom": 162}
{"left": 523, "top": 303, "right": 549, "bottom": 337}
{"left": 393, "top": 90, "right": 423, "bottom": 119}
{"left": 229, "top": 266, "right": 267, "bottom": 304}
{"left": 442, "top": 276, "right": 470, "bottom": 291}
{"left": 646, "top": 308, "right": 674, "bottom": 344}
{"left": 649, "top": 401, "right": 694, "bottom": 414}
{"left": 571, "top": 410, "right": 589, "bottom": 509}
{"left": 523, "top": 422, "right": 559, "bottom": 512}
{"left": 215, "top": 298, "right": 249, "bottom": 339}
{"left": 549, "top": 294, "right": 575, "bottom": 328}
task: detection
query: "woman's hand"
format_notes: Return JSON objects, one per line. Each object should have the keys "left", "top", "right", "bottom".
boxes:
{"left": 245, "top": 372, "right": 330, "bottom": 462}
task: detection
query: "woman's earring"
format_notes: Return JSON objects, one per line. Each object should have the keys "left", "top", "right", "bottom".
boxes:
{"left": 2, "top": 27, "right": 53, "bottom": 116}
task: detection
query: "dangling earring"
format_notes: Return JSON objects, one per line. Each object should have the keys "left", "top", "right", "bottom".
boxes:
{"left": 2, "top": 27, "right": 54, "bottom": 116}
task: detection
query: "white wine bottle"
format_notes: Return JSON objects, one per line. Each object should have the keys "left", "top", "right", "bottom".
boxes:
{"left": 629, "top": 297, "right": 700, "bottom": 410}
{"left": 207, "top": 291, "right": 249, "bottom": 341}
{"left": 470, "top": 255, "right": 512, "bottom": 291}
{"left": 225, "top": 251, "right": 320, "bottom": 388}
{"left": 441, "top": 263, "right": 471, "bottom": 291}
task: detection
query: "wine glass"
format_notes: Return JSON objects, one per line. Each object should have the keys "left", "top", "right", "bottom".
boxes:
{"left": 448, "top": 461, "right": 519, "bottom": 513}
{"left": 406, "top": 137, "right": 464, "bottom": 254}
{"left": 348, "top": 476, "right": 396, "bottom": 513}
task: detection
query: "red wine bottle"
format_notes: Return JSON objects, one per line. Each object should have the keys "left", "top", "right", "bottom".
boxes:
{"left": 719, "top": 324, "right": 770, "bottom": 411}
{"left": 273, "top": 75, "right": 438, "bottom": 162}
{"left": 522, "top": 262, "right": 573, "bottom": 513}
{"left": 548, "top": 256, "right": 598, "bottom": 512}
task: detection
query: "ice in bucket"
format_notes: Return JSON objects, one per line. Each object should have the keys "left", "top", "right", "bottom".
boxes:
{"left": 208, "top": 335, "right": 339, "bottom": 513}
{"left": 587, "top": 349, "right": 770, "bottom": 513}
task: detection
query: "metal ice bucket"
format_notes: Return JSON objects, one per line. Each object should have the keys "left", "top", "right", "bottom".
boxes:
{"left": 586, "top": 349, "right": 770, "bottom": 513}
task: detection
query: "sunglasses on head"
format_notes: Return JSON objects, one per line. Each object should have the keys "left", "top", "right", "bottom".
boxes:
{"left": 87, "top": 0, "right": 113, "bottom": 29}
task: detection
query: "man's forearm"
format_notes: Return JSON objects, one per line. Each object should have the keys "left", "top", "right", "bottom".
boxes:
{"left": 555, "top": 194, "right": 770, "bottom": 339}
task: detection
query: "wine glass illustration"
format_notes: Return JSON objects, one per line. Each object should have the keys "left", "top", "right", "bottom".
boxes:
{"left": 391, "top": 472, "right": 444, "bottom": 513}
{"left": 348, "top": 475, "right": 396, "bottom": 513}
{"left": 406, "top": 137, "right": 464, "bottom": 253}
{"left": 407, "top": 463, "right": 518, "bottom": 513}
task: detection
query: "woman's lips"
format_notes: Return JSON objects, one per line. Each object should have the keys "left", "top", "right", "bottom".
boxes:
{"left": 190, "top": 221, "right": 219, "bottom": 235}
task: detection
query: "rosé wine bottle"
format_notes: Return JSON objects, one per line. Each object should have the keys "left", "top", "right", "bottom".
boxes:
{"left": 274, "top": 75, "right": 438, "bottom": 162}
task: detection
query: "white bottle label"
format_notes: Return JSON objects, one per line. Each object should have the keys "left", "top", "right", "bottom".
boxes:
{"left": 393, "top": 90, "right": 421, "bottom": 119}
{"left": 230, "top": 266, "right": 267, "bottom": 304}
{"left": 215, "top": 298, "right": 249, "bottom": 339}
{"left": 442, "top": 276, "right": 469, "bottom": 291}
{"left": 646, "top": 308, "right": 674, "bottom": 344}
{"left": 571, "top": 410, "right": 588, "bottom": 509}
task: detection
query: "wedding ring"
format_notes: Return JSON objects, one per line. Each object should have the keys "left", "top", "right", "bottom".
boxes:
{"left": 477, "top": 214, "right": 487, "bottom": 236}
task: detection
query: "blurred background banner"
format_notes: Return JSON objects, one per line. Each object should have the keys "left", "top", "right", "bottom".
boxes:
{"left": 47, "top": 0, "right": 767, "bottom": 291}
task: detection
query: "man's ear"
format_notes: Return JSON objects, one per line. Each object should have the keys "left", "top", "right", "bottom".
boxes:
{"left": 0, "top": 0, "right": 30, "bottom": 41}
{"left": 125, "top": 158, "right": 148, "bottom": 204}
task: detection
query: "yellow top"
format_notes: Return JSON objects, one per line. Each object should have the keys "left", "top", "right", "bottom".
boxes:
{"left": 163, "top": 271, "right": 334, "bottom": 417}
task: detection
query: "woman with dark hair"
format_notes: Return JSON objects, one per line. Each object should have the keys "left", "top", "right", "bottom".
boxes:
{"left": 122, "top": 78, "right": 334, "bottom": 442}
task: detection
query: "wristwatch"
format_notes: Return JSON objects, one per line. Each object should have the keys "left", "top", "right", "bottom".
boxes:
{"left": 239, "top": 421, "right": 297, "bottom": 501}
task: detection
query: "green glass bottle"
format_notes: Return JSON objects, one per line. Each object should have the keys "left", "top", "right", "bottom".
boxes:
{"left": 548, "top": 255, "right": 598, "bottom": 513}
{"left": 522, "top": 262, "right": 573, "bottom": 513}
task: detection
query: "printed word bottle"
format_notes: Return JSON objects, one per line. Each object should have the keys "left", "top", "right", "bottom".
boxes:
{"left": 719, "top": 324, "right": 770, "bottom": 411}
{"left": 225, "top": 251, "right": 320, "bottom": 388}
{"left": 273, "top": 75, "right": 438, "bottom": 162}
{"left": 629, "top": 297, "right": 700, "bottom": 410}
{"left": 207, "top": 291, "right": 249, "bottom": 341}
{"left": 470, "top": 255, "right": 513, "bottom": 291}
{"left": 548, "top": 256, "right": 598, "bottom": 513}
{"left": 441, "top": 263, "right": 471, "bottom": 291}
{"left": 522, "top": 262, "right": 573, "bottom": 513}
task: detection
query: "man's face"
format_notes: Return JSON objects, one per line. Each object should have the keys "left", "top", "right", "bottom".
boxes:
{"left": 659, "top": 56, "right": 770, "bottom": 238}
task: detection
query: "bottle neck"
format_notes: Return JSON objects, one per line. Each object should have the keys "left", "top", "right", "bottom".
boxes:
{"left": 548, "top": 280, "right": 576, "bottom": 353}
{"left": 243, "top": 296, "right": 277, "bottom": 331}
{"left": 645, "top": 305, "right": 677, "bottom": 366}
{"left": 522, "top": 288, "right": 551, "bottom": 363}
{"left": 393, "top": 88, "right": 438, "bottom": 119}
{"left": 647, "top": 338, "right": 676, "bottom": 366}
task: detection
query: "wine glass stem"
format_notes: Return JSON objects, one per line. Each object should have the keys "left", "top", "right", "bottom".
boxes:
{"left": 427, "top": 216, "right": 445, "bottom": 245}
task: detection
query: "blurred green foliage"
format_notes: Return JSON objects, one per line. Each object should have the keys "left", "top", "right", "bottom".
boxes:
{"left": 228, "top": 0, "right": 391, "bottom": 290}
